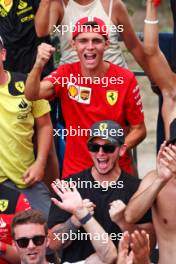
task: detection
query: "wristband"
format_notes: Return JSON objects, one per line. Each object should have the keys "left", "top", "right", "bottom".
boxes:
{"left": 153, "top": 0, "right": 161, "bottom": 6}
{"left": 0, "top": 242, "right": 7, "bottom": 256}
{"left": 79, "top": 213, "right": 92, "bottom": 225}
{"left": 144, "top": 19, "right": 159, "bottom": 24}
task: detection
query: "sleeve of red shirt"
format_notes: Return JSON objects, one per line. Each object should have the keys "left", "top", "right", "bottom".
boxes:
{"left": 125, "top": 75, "right": 144, "bottom": 126}
{"left": 15, "top": 193, "right": 31, "bottom": 212}
{"left": 43, "top": 65, "right": 65, "bottom": 99}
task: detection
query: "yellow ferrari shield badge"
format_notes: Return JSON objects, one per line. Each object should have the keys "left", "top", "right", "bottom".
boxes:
{"left": 0, "top": 0, "right": 13, "bottom": 12}
{"left": 99, "top": 123, "right": 108, "bottom": 131}
{"left": 15, "top": 81, "right": 25, "bottom": 93}
{"left": 106, "top": 91, "right": 118, "bottom": 106}
{"left": 0, "top": 200, "right": 9, "bottom": 212}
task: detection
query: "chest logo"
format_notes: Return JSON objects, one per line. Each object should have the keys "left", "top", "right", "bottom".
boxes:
{"left": 0, "top": 200, "right": 9, "bottom": 212}
{"left": 15, "top": 81, "right": 25, "bottom": 93}
{"left": 0, "top": 0, "right": 13, "bottom": 13}
{"left": 67, "top": 83, "right": 91, "bottom": 104}
{"left": 106, "top": 91, "right": 118, "bottom": 106}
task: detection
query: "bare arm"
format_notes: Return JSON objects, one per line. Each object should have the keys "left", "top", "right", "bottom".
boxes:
{"left": 125, "top": 123, "right": 146, "bottom": 150}
{"left": 35, "top": 0, "right": 63, "bottom": 37}
{"left": 144, "top": 0, "right": 175, "bottom": 92}
{"left": 125, "top": 142, "right": 176, "bottom": 223}
{"left": 112, "top": 0, "right": 150, "bottom": 77}
{"left": 109, "top": 200, "right": 156, "bottom": 250}
{"left": 23, "top": 113, "right": 53, "bottom": 186}
{"left": 25, "top": 43, "right": 55, "bottom": 101}
{"left": 50, "top": 180, "right": 117, "bottom": 263}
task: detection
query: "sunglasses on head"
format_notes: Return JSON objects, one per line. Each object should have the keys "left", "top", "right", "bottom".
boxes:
{"left": 88, "top": 142, "right": 118, "bottom": 153}
{"left": 15, "top": 235, "right": 46, "bottom": 248}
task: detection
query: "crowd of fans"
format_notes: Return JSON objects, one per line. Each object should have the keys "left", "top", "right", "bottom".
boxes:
{"left": 0, "top": 0, "right": 176, "bottom": 263}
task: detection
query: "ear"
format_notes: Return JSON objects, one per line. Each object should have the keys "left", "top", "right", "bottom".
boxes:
{"left": 46, "top": 233, "right": 51, "bottom": 248}
{"left": 12, "top": 239, "right": 16, "bottom": 247}
{"left": 1, "top": 48, "right": 6, "bottom": 61}
{"left": 119, "top": 144, "right": 127, "bottom": 157}
{"left": 71, "top": 39, "right": 76, "bottom": 51}
{"left": 104, "top": 39, "right": 110, "bottom": 50}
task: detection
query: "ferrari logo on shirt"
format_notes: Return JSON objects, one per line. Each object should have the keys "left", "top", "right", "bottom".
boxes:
{"left": 106, "top": 91, "right": 118, "bottom": 106}
{"left": 0, "top": 200, "right": 9, "bottom": 212}
{"left": 15, "top": 81, "right": 25, "bottom": 93}
{"left": 0, "top": 0, "right": 13, "bottom": 12}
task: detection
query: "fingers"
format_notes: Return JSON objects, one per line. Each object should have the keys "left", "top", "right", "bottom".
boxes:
{"left": 130, "top": 230, "right": 150, "bottom": 259}
{"left": 36, "top": 43, "right": 55, "bottom": 66}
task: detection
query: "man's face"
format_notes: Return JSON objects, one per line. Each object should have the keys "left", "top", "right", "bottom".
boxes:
{"left": 14, "top": 223, "right": 48, "bottom": 264}
{"left": 72, "top": 32, "right": 109, "bottom": 71}
{"left": 88, "top": 138, "right": 121, "bottom": 175}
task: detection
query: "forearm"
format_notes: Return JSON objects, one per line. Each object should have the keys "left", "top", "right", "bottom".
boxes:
{"left": 1, "top": 243, "right": 20, "bottom": 264}
{"left": 49, "top": 216, "right": 80, "bottom": 250}
{"left": 36, "top": 118, "right": 53, "bottom": 169}
{"left": 35, "top": 0, "right": 51, "bottom": 36}
{"left": 144, "top": 0, "right": 159, "bottom": 55}
{"left": 125, "top": 176, "right": 166, "bottom": 223}
{"left": 25, "top": 64, "right": 43, "bottom": 101}
{"left": 125, "top": 125, "right": 146, "bottom": 150}
{"left": 74, "top": 208, "right": 117, "bottom": 264}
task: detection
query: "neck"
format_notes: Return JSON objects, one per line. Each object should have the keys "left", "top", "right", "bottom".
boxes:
{"left": 0, "top": 69, "right": 8, "bottom": 85}
{"left": 91, "top": 164, "right": 121, "bottom": 184}
{"left": 81, "top": 61, "right": 109, "bottom": 78}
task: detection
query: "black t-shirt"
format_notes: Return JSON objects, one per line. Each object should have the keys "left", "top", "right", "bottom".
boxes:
{"left": 0, "top": 0, "right": 53, "bottom": 74}
{"left": 48, "top": 169, "right": 152, "bottom": 263}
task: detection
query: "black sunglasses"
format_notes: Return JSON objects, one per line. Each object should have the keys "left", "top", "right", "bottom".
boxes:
{"left": 88, "top": 142, "right": 118, "bottom": 153}
{"left": 15, "top": 235, "right": 46, "bottom": 248}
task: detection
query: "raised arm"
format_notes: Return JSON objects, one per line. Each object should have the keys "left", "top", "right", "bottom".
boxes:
{"left": 50, "top": 180, "right": 117, "bottom": 263}
{"left": 144, "top": 0, "right": 175, "bottom": 92}
{"left": 35, "top": 0, "right": 63, "bottom": 37}
{"left": 113, "top": 0, "right": 151, "bottom": 77}
{"left": 25, "top": 43, "right": 55, "bottom": 101}
{"left": 125, "top": 142, "right": 176, "bottom": 223}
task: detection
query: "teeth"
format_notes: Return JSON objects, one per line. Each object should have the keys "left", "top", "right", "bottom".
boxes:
{"left": 98, "top": 159, "right": 107, "bottom": 162}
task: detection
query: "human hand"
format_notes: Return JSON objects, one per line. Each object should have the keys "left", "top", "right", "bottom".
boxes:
{"left": 23, "top": 160, "right": 45, "bottom": 186}
{"left": 109, "top": 200, "right": 126, "bottom": 224}
{"left": 51, "top": 180, "right": 83, "bottom": 214}
{"left": 117, "top": 231, "right": 133, "bottom": 264}
{"left": 130, "top": 230, "right": 150, "bottom": 264}
{"left": 157, "top": 141, "right": 176, "bottom": 182}
{"left": 35, "top": 43, "right": 55, "bottom": 68}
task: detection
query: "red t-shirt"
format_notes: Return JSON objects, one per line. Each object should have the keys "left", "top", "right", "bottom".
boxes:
{"left": 0, "top": 185, "right": 31, "bottom": 264}
{"left": 45, "top": 62, "right": 144, "bottom": 178}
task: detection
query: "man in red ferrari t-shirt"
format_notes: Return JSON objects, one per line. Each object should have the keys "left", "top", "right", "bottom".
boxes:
{"left": 24, "top": 17, "right": 146, "bottom": 178}
{"left": 0, "top": 184, "right": 31, "bottom": 264}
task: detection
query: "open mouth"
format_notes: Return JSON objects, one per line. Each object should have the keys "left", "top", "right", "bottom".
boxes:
{"left": 84, "top": 53, "right": 96, "bottom": 63}
{"left": 97, "top": 158, "right": 108, "bottom": 170}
